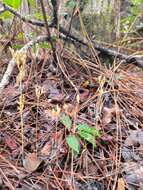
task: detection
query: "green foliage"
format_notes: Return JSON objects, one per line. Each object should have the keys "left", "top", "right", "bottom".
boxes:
{"left": 60, "top": 114, "right": 101, "bottom": 154}
{"left": 28, "top": 0, "right": 36, "bottom": 8}
{"left": 121, "top": 0, "right": 142, "bottom": 33}
{"left": 13, "top": 44, "right": 23, "bottom": 50}
{"left": 60, "top": 114, "right": 72, "bottom": 131}
{"left": 131, "top": 0, "right": 142, "bottom": 5}
{"left": 34, "top": 12, "right": 43, "bottom": 21}
{"left": 39, "top": 42, "right": 51, "bottom": 49}
{"left": 78, "top": 130, "right": 96, "bottom": 147}
{"left": 77, "top": 123, "right": 101, "bottom": 148}
{"left": 3, "top": 0, "right": 22, "bottom": 9}
{"left": 34, "top": 12, "right": 52, "bottom": 22}
{"left": 0, "top": 0, "right": 22, "bottom": 19}
{"left": 66, "top": 0, "right": 76, "bottom": 9}
{"left": 77, "top": 123, "right": 100, "bottom": 137}
{"left": 17, "top": 32, "right": 25, "bottom": 41}
{"left": 66, "top": 135, "right": 80, "bottom": 154}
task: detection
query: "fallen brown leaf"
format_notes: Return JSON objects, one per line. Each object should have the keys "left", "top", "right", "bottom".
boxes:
{"left": 41, "top": 142, "right": 51, "bottom": 156}
{"left": 63, "top": 103, "right": 75, "bottom": 118}
{"left": 23, "top": 153, "right": 41, "bottom": 172}
{"left": 125, "top": 130, "right": 143, "bottom": 146}
{"left": 4, "top": 134, "right": 17, "bottom": 150}
{"left": 102, "top": 105, "right": 122, "bottom": 126}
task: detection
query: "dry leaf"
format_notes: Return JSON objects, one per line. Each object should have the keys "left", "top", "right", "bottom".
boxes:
{"left": 102, "top": 105, "right": 122, "bottom": 126}
{"left": 4, "top": 134, "right": 17, "bottom": 150}
{"left": 125, "top": 130, "right": 143, "bottom": 146}
{"left": 124, "top": 161, "right": 143, "bottom": 187}
{"left": 23, "top": 153, "right": 41, "bottom": 172}
{"left": 41, "top": 142, "right": 51, "bottom": 156}
{"left": 44, "top": 105, "right": 61, "bottom": 121}
{"left": 79, "top": 89, "right": 89, "bottom": 102}
{"left": 63, "top": 103, "right": 75, "bottom": 118}
{"left": 42, "top": 79, "right": 64, "bottom": 101}
{"left": 102, "top": 107, "right": 115, "bottom": 125}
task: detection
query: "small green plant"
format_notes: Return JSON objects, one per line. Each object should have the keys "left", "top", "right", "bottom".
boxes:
{"left": 0, "top": 0, "right": 22, "bottom": 19}
{"left": 60, "top": 114, "right": 101, "bottom": 154}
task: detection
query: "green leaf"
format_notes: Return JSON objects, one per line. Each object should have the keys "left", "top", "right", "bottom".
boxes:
{"left": 66, "top": 135, "right": 80, "bottom": 154}
{"left": 60, "top": 114, "right": 72, "bottom": 131}
{"left": 34, "top": 12, "right": 51, "bottom": 22}
{"left": 131, "top": 0, "right": 142, "bottom": 5}
{"left": 66, "top": 0, "right": 76, "bottom": 9}
{"left": 0, "top": 11, "right": 12, "bottom": 19}
{"left": 39, "top": 42, "right": 51, "bottom": 49}
{"left": 17, "top": 32, "right": 25, "bottom": 41}
{"left": 52, "top": 36, "right": 58, "bottom": 42}
{"left": 3, "top": 0, "right": 22, "bottom": 9}
{"left": 77, "top": 123, "right": 100, "bottom": 137}
{"left": 1, "top": 0, "right": 22, "bottom": 19}
{"left": 78, "top": 130, "right": 96, "bottom": 147}
{"left": 34, "top": 12, "right": 43, "bottom": 21}
{"left": 13, "top": 44, "right": 23, "bottom": 50}
{"left": 28, "top": 0, "right": 36, "bottom": 8}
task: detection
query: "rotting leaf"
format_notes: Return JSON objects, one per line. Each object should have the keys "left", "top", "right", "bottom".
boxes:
{"left": 66, "top": 135, "right": 80, "bottom": 154}
{"left": 60, "top": 114, "right": 72, "bottom": 131}
{"left": 79, "top": 89, "right": 89, "bottom": 102}
{"left": 44, "top": 105, "right": 61, "bottom": 123}
{"left": 123, "top": 162, "right": 143, "bottom": 187}
{"left": 102, "top": 105, "right": 122, "bottom": 126}
{"left": 23, "top": 153, "right": 41, "bottom": 172}
{"left": 102, "top": 107, "right": 115, "bottom": 125}
{"left": 63, "top": 103, "right": 75, "bottom": 118}
{"left": 41, "top": 142, "right": 51, "bottom": 156}
{"left": 4, "top": 134, "right": 17, "bottom": 150}
{"left": 125, "top": 130, "right": 143, "bottom": 146}
{"left": 42, "top": 79, "right": 64, "bottom": 102}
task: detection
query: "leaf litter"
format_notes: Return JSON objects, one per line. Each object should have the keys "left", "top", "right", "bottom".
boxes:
{"left": 1, "top": 43, "right": 143, "bottom": 189}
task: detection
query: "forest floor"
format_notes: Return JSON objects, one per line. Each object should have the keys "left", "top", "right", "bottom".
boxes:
{"left": 1, "top": 36, "right": 143, "bottom": 190}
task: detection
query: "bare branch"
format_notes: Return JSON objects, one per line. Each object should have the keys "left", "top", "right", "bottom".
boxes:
{"left": 40, "top": 0, "right": 57, "bottom": 67}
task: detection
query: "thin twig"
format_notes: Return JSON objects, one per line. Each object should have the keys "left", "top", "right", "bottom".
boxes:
{"left": 39, "top": 0, "right": 57, "bottom": 67}
{"left": 62, "top": 5, "right": 76, "bottom": 50}
{"left": 51, "top": 0, "right": 58, "bottom": 27}
{"left": 0, "top": 168, "right": 15, "bottom": 190}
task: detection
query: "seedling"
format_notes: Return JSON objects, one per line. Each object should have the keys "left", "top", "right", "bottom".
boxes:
{"left": 60, "top": 114, "right": 101, "bottom": 154}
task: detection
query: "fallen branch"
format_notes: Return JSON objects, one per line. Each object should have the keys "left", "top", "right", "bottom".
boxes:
{"left": 0, "top": 35, "right": 48, "bottom": 94}
{"left": 59, "top": 27, "right": 143, "bottom": 68}
{"left": 1, "top": 2, "right": 143, "bottom": 68}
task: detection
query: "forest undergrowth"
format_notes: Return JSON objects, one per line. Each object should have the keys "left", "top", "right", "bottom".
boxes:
{"left": 0, "top": 1, "right": 143, "bottom": 190}
{"left": 1, "top": 41, "right": 143, "bottom": 189}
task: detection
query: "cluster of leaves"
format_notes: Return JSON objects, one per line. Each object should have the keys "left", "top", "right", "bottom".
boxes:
{"left": 60, "top": 114, "right": 101, "bottom": 154}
